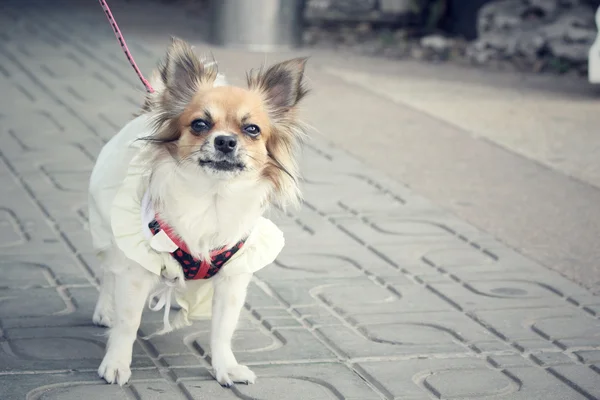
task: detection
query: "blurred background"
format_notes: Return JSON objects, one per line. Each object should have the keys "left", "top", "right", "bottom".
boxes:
{"left": 190, "top": 0, "right": 600, "bottom": 76}
{"left": 1, "top": 0, "right": 600, "bottom": 398}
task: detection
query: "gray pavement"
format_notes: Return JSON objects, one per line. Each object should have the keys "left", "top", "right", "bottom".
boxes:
{"left": 308, "top": 56, "right": 600, "bottom": 296}
{"left": 1, "top": 0, "right": 600, "bottom": 399}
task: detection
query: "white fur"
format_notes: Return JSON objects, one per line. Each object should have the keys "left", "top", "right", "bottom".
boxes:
{"left": 91, "top": 126, "right": 271, "bottom": 388}
{"left": 148, "top": 134, "right": 271, "bottom": 261}
{"left": 95, "top": 254, "right": 158, "bottom": 386}
{"left": 210, "top": 272, "right": 256, "bottom": 386}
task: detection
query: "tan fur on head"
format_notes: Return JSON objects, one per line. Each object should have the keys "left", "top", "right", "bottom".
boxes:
{"left": 176, "top": 86, "right": 271, "bottom": 170}
{"left": 140, "top": 38, "right": 309, "bottom": 209}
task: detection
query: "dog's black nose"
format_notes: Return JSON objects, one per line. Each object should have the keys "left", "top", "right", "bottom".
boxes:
{"left": 214, "top": 135, "right": 237, "bottom": 154}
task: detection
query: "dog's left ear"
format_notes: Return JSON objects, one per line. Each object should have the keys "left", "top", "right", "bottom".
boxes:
{"left": 249, "top": 59, "right": 310, "bottom": 209}
{"left": 247, "top": 58, "right": 309, "bottom": 119}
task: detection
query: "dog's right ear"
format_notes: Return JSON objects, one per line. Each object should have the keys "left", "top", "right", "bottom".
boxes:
{"left": 157, "top": 37, "right": 217, "bottom": 111}
{"left": 142, "top": 39, "right": 219, "bottom": 139}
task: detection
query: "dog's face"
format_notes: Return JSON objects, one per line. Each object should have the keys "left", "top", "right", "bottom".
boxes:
{"left": 144, "top": 39, "right": 308, "bottom": 207}
{"left": 177, "top": 86, "right": 271, "bottom": 179}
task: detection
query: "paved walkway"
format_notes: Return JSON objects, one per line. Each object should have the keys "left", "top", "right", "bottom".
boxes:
{"left": 1, "top": 1, "right": 599, "bottom": 399}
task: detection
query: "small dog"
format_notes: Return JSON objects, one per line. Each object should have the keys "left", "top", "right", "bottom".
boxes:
{"left": 88, "top": 38, "right": 308, "bottom": 387}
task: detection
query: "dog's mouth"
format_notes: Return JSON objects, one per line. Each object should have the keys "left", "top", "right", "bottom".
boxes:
{"left": 199, "top": 159, "right": 245, "bottom": 172}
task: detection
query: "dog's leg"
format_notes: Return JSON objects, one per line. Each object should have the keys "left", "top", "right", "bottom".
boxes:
{"left": 210, "top": 273, "right": 255, "bottom": 387}
{"left": 98, "top": 265, "right": 155, "bottom": 386}
{"left": 93, "top": 268, "right": 115, "bottom": 327}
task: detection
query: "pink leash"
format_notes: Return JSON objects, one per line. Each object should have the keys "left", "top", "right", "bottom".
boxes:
{"left": 98, "top": 0, "right": 155, "bottom": 93}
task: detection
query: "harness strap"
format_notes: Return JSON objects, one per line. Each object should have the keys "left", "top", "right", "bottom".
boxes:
{"left": 142, "top": 218, "right": 246, "bottom": 338}
{"left": 141, "top": 277, "right": 179, "bottom": 340}
{"left": 149, "top": 217, "right": 245, "bottom": 280}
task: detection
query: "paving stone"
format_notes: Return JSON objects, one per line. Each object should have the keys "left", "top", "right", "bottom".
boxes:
{"left": 530, "top": 351, "right": 575, "bottom": 366}
{"left": 160, "top": 354, "right": 206, "bottom": 369}
{"left": 262, "top": 244, "right": 402, "bottom": 281}
{"left": 317, "top": 324, "right": 470, "bottom": 359}
{"left": 174, "top": 364, "right": 378, "bottom": 398}
{"left": 268, "top": 206, "right": 360, "bottom": 249}
{"left": 0, "top": 370, "right": 165, "bottom": 400}
{"left": 292, "top": 305, "right": 346, "bottom": 327}
{"left": 57, "top": 219, "right": 98, "bottom": 254}
{"left": 555, "top": 336, "right": 600, "bottom": 349}
{"left": 512, "top": 339, "right": 559, "bottom": 353}
{"left": 181, "top": 380, "right": 241, "bottom": 399}
{"left": 487, "top": 353, "right": 532, "bottom": 368}
{"left": 1, "top": 0, "right": 599, "bottom": 398}
{"left": 172, "top": 368, "right": 246, "bottom": 398}
{"left": 0, "top": 287, "right": 76, "bottom": 321}
{"left": 583, "top": 303, "right": 600, "bottom": 317}
{"left": 349, "top": 310, "right": 499, "bottom": 345}
{"left": 138, "top": 315, "right": 256, "bottom": 359}
{"left": 0, "top": 253, "right": 90, "bottom": 288}
{"left": 564, "top": 294, "right": 600, "bottom": 317}
{"left": 470, "top": 340, "right": 517, "bottom": 354}
{"left": 245, "top": 281, "right": 287, "bottom": 309}
{"left": 474, "top": 307, "right": 600, "bottom": 352}
{"left": 548, "top": 365, "right": 600, "bottom": 399}
{"left": 2, "top": 114, "right": 95, "bottom": 153}
{"left": 298, "top": 170, "right": 423, "bottom": 217}
{"left": 356, "top": 358, "right": 589, "bottom": 399}
{"left": 234, "top": 363, "right": 381, "bottom": 400}
{"left": 371, "top": 239, "right": 501, "bottom": 274}
{"left": 446, "top": 269, "right": 594, "bottom": 299}
{"left": 268, "top": 276, "right": 452, "bottom": 315}
{"left": 430, "top": 280, "right": 571, "bottom": 311}
{"left": 574, "top": 349, "right": 600, "bottom": 364}
{"left": 0, "top": 326, "right": 153, "bottom": 372}
{"left": 249, "top": 307, "right": 305, "bottom": 330}
{"left": 334, "top": 214, "right": 486, "bottom": 247}
{"left": 77, "top": 252, "right": 104, "bottom": 278}
{"left": 193, "top": 327, "right": 338, "bottom": 364}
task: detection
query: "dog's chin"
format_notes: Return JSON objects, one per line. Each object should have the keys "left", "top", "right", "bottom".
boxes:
{"left": 199, "top": 159, "right": 246, "bottom": 179}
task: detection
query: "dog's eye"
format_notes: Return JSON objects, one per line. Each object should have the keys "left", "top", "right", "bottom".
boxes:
{"left": 243, "top": 124, "right": 260, "bottom": 137}
{"left": 191, "top": 119, "right": 211, "bottom": 134}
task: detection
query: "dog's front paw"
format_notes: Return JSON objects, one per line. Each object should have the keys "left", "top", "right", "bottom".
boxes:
{"left": 92, "top": 309, "right": 113, "bottom": 327}
{"left": 229, "top": 364, "right": 256, "bottom": 385}
{"left": 98, "top": 353, "right": 131, "bottom": 386}
{"left": 215, "top": 364, "right": 256, "bottom": 387}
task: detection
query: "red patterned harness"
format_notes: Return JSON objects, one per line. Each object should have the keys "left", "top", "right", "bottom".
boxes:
{"left": 148, "top": 217, "right": 245, "bottom": 280}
